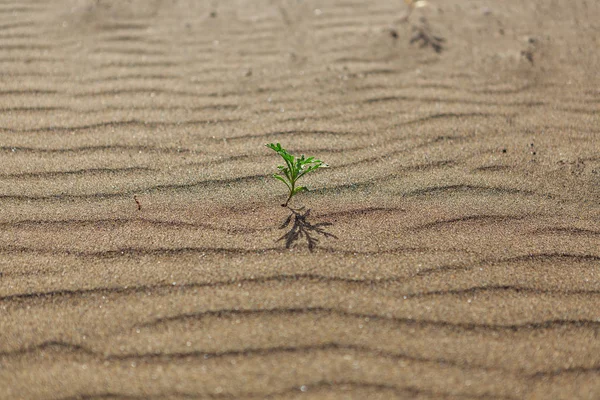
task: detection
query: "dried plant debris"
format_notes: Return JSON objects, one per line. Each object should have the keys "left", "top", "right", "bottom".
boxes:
{"left": 521, "top": 36, "right": 538, "bottom": 65}
{"left": 133, "top": 195, "right": 142, "bottom": 211}
{"left": 278, "top": 208, "right": 337, "bottom": 252}
{"left": 410, "top": 17, "right": 445, "bottom": 53}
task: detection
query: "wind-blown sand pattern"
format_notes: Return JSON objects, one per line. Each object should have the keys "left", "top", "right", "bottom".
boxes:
{"left": 1, "top": 0, "right": 599, "bottom": 399}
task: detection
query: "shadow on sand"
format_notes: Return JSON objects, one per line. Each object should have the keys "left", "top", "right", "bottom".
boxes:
{"left": 278, "top": 207, "right": 337, "bottom": 252}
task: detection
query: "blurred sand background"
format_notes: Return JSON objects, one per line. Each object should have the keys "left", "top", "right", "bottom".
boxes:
{"left": 0, "top": 0, "right": 599, "bottom": 399}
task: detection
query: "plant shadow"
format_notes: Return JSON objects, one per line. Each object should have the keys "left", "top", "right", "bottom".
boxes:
{"left": 278, "top": 208, "right": 337, "bottom": 252}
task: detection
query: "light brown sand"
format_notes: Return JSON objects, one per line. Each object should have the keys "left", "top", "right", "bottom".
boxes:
{"left": 1, "top": 0, "right": 599, "bottom": 399}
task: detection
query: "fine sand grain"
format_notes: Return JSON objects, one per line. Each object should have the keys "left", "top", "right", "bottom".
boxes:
{"left": 1, "top": 0, "right": 599, "bottom": 399}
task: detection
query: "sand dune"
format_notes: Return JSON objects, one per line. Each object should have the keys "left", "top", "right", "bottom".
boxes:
{"left": 1, "top": 0, "right": 599, "bottom": 399}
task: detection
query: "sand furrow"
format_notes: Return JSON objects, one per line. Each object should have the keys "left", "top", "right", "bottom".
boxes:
{"left": 0, "top": 167, "right": 154, "bottom": 179}
{"left": 0, "top": 118, "right": 242, "bottom": 133}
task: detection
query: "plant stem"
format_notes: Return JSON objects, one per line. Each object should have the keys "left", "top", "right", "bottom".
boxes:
{"left": 283, "top": 183, "right": 294, "bottom": 207}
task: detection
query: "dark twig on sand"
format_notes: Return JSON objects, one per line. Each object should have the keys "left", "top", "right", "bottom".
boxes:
{"left": 133, "top": 195, "right": 142, "bottom": 211}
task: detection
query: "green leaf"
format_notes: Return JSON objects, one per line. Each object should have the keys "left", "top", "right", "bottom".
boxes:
{"left": 293, "top": 186, "right": 307, "bottom": 195}
{"left": 266, "top": 142, "right": 328, "bottom": 206}
{"left": 273, "top": 174, "right": 292, "bottom": 190}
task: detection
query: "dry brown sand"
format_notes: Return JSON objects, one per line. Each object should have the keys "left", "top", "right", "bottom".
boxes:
{"left": 1, "top": 0, "right": 599, "bottom": 399}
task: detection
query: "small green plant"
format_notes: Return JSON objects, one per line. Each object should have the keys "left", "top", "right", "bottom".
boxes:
{"left": 266, "top": 143, "right": 328, "bottom": 207}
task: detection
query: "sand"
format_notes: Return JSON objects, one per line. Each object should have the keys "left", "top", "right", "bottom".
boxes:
{"left": 1, "top": 0, "right": 599, "bottom": 399}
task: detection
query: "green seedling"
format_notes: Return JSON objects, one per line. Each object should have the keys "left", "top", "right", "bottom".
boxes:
{"left": 266, "top": 142, "right": 328, "bottom": 207}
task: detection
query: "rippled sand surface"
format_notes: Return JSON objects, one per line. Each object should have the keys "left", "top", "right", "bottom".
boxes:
{"left": 1, "top": 1, "right": 599, "bottom": 399}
